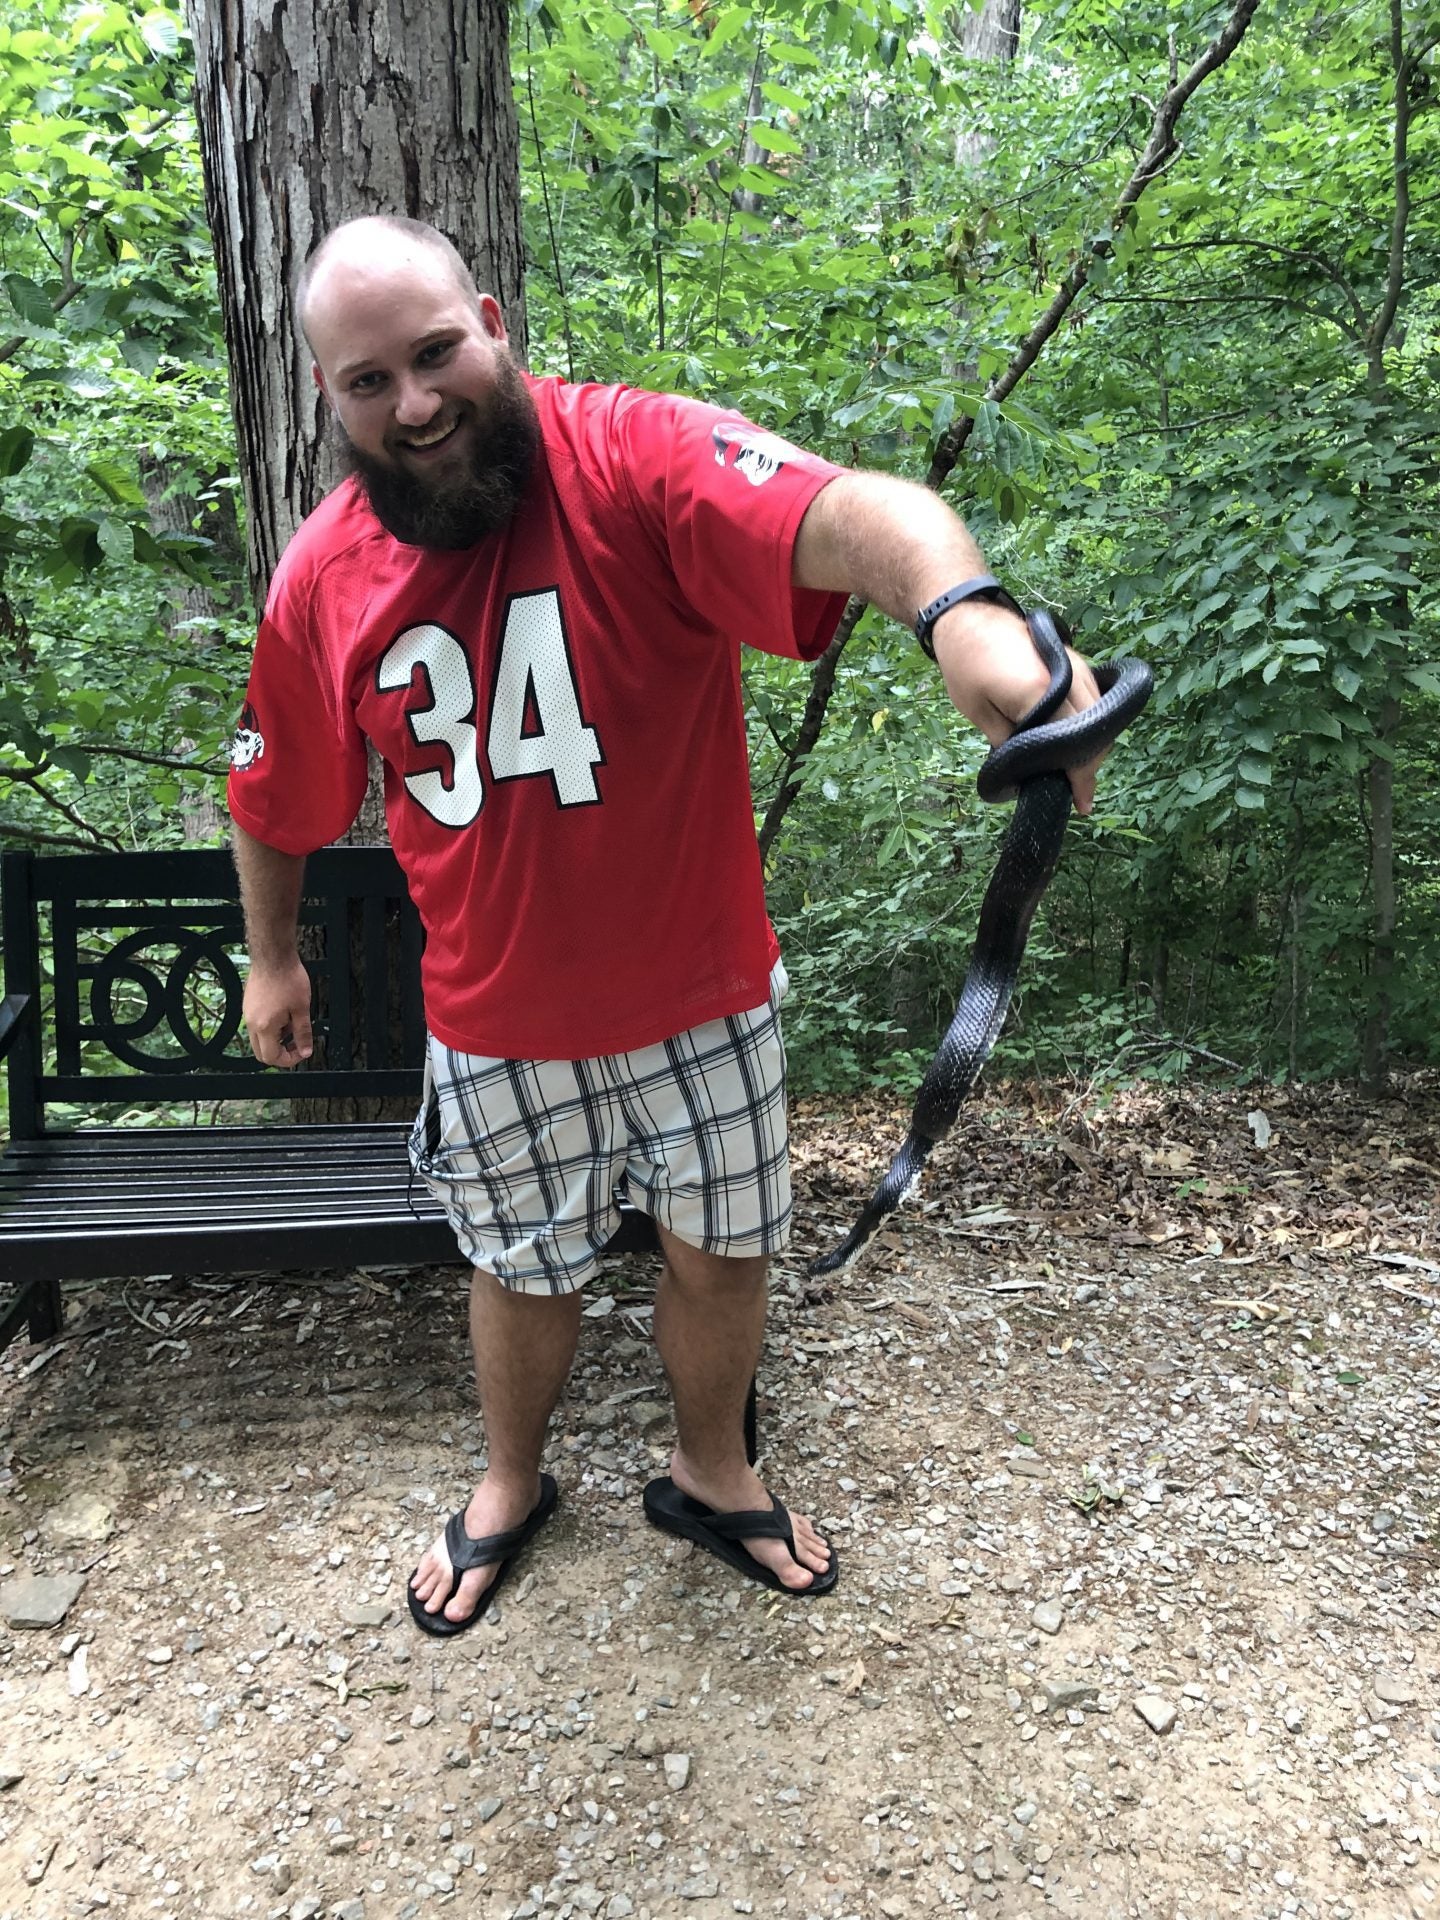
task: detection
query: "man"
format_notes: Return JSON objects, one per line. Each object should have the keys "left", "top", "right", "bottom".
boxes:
{"left": 230, "top": 215, "right": 1102, "bottom": 1635}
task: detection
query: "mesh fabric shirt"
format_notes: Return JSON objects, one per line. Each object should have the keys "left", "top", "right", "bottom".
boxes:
{"left": 227, "top": 376, "right": 847, "bottom": 1059}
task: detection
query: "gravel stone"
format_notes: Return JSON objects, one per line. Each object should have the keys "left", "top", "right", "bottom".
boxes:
{"left": 1374, "top": 1674, "right": 1418, "bottom": 1705}
{"left": 40, "top": 1491, "right": 115, "bottom": 1545}
{"left": 338, "top": 1600, "right": 392, "bottom": 1628}
{"left": 1, "top": 1571, "right": 85, "bottom": 1629}
{"left": 1134, "top": 1694, "right": 1178, "bottom": 1735}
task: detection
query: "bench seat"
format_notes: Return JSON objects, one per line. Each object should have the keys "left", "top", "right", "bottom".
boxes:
{"left": 0, "top": 1121, "right": 658, "bottom": 1286}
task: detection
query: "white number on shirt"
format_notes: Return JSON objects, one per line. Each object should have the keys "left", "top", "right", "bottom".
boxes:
{"left": 377, "top": 594, "right": 603, "bottom": 828}
{"left": 376, "top": 623, "right": 484, "bottom": 829}
{"left": 487, "top": 590, "right": 603, "bottom": 807}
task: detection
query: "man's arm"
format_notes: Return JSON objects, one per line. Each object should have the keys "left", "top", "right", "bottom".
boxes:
{"left": 792, "top": 472, "right": 1104, "bottom": 813}
{"left": 233, "top": 821, "right": 314, "bottom": 1066}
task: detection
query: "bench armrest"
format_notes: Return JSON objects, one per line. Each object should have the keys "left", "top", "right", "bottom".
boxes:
{"left": 0, "top": 994, "right": 33, "bottom": 1061}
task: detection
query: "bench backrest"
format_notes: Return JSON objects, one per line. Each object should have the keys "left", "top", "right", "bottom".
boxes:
{"left": 1, "top": 847, "right": 425, "bottom": 1138}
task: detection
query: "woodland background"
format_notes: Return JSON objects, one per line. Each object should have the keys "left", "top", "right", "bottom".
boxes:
{"left": 0, "top": 0, "right": 1435, "bottom": 1106}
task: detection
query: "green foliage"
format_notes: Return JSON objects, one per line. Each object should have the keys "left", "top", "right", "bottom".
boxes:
{"left": 3, "top": 0, "right": 1437, "bottom": 1092}
{"left": 0, "top": 0, "right": 238, "bottom": 850}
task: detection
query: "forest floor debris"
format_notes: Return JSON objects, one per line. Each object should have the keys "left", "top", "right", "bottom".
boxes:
{"left": 1, "top": 1078, "right": 1437, "bottom": 1918}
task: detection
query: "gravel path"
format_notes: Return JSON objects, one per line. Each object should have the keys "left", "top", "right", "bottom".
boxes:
{"left": 2, "top": 1091, "right": 1436, "bottom": 1919}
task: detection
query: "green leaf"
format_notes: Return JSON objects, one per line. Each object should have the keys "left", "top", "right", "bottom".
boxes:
{"left": 120, "top": 335, "right": 162, "bottom": 376}
{"left": 49, "top": 744, "right": 91, "bottom": 783}
{"left": 1235, "top": 786, "right": 1267, "bottom": 809}
{"left": 706, "top": 8, "right": 752, "bottom": 51}
{"left": 97, "top": 516, "right": 134, "bottom": 563}
{"left": 749, "top": 122, "right": 802, "bottom": 157}
{"left": 0, "top": 426, "right": 36, "bottom": 477}
{"left": 3, "top": 272, "right": 55, "bottom": 326}
{"left": 1238, "top": 754, "right": 1271, "bottom": 786}
{"left": 85, "top": 459, "right": 147, "bottom": 508}
{"left": 22, "top": 367, "right": 115, "bottom": 398}
{"left": 1331, "top": 663, "right": 1362, "bottom": 701}
{"left": 138, "top": 10, "right": 181, "bottom": 56}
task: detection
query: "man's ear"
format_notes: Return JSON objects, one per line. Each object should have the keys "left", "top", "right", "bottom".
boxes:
{"left": 478, "top": 294, "right": 508, "bottom": 344}
{"left": 312, "top": 362, "right": 332, "bottom": 407}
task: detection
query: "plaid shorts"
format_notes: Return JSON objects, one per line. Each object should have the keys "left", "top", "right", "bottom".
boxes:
{"left": 408, "top": 963, "right": 791, "bottom": 1294}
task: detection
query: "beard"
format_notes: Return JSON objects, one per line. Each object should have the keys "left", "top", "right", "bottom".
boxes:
{"left": 340, "top": 353, "right": 541, "bottom": 550}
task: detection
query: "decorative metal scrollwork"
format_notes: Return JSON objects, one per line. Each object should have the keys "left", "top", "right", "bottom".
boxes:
{"left": 80, "top": 926, "right": 251, "bottom": 1073}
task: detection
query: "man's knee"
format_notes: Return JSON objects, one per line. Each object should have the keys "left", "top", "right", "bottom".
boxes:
{"left": 659, "top": 1232, "right": 768, "bottom": 1295}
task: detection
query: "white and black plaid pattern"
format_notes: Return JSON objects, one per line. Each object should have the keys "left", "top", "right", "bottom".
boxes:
{"left": 409, "top": 965, "right": 791, "bottom": 1294}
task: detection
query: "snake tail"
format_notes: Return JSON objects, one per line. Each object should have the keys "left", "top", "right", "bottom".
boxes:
{"left": 809, "top": 773, "right": 1071, "bottom": 1277}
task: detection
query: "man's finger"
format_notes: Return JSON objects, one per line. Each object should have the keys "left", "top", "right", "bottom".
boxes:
{"left": 285, "top": 1007, "right": 315, "bottom": 1059}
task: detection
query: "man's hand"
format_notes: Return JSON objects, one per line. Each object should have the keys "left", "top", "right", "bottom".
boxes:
{"left": 931, "top": 600, "right": 1106, "bottom": 815}
{"left": 243, "top": 955, "right": 314, "bottom": 1067}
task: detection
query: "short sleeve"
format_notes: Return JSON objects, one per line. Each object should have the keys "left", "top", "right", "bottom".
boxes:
{"left": 611, "top": 389, "right": 848, "bottom": 660}
{"left": 225, "top": 563, "right": 368, "bottom": 855}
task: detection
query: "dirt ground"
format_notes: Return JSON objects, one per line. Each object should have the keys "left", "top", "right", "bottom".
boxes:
{"left": 2, "top": 1082, "right": 1437, "bottom": 1920}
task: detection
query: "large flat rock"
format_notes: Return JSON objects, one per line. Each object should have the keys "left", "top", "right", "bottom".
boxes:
{"left": 1, "top": 1571, "right": 87, "bottom": 1630}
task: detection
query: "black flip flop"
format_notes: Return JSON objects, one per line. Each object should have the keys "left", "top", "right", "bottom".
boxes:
{"left": 643, "top": 1476, "right": 838, "bottom": 1597}
{"left": 407, "top": 1473, "right": 559, "bottom": 1638}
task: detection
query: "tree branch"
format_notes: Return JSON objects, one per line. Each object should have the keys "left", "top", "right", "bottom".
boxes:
{"left": 1090, "top": 288, "right": 1353, "bottom": 336}
{"left": 928, "top": 0, "right": 1260, "bottom": 487}
{"left": 1367, "top": 0, "right": 1415, "bottom": 369}
{"left": 0, "top": 769, "right": 122, "bottom": 848}
{"left": 1149, "top": 235, "right": 1368, "bottom": 341}
{"left": 757, "top": 0, "right": 1262, "bottom": 859}
{"left": 0, "top": 816, "right": 114, "bottom": 851}
{"left": 525, "top": 14, "right": 574, "bottom": 382}
{"left": 69, "top": 742, "right": 230, "bottom": 774}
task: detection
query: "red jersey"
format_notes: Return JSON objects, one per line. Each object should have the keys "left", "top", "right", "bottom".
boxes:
{"left": 227, "top": 377, "right": 847, "bottom": 1058}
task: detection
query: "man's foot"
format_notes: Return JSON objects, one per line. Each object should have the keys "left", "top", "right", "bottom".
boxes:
{"left": 408, "top": 1473, "right": 551, "bottom": 1628}
{"left": 663, "top": 1450, "right": 834, "bottom": 1592}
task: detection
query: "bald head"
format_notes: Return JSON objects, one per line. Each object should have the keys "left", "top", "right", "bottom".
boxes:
{"left": 297, "top": 217, "right": 482, "bottom": 353}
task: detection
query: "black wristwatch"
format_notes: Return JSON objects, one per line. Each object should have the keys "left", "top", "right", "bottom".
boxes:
{"left": 914, "top": 573, "right": 1024, "bottom": 660}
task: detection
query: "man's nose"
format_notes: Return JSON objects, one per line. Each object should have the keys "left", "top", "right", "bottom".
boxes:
{"left": 393, "top": 372, "right": 442, "bottom": 427}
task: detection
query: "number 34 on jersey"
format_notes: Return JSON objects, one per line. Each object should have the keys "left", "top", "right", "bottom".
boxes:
{"left": 376, "top": 588, "right": 604, "bottom": 828}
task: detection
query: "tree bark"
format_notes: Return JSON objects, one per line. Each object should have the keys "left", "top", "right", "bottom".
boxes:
{"left": 1361, "top": 693, "right": 1401, "bottom": 1094}
{"left": 186, "top": 0, "right": 527, "bottom": 613}
{"left": 953, "top": 2, "right": 1021, "bottom": 169}
{"left": 187, "top": 0, "right": 528, "bottom": 1118}
{"left": 958, "top": 0, "right": 1021, "bottom": 62}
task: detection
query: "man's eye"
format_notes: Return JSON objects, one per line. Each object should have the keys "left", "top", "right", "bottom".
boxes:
{"left": 419, "top": 342, "right": 453, "bottom": 365}
{"left": 350, "top": 371, "right": 383, "bottom": 393}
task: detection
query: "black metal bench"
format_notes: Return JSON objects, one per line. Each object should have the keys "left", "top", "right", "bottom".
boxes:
{"left": 0, "top": 846, "right": 659, "bottom": 1354}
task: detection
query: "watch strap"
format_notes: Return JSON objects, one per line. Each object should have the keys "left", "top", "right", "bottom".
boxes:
{"left": 914, "top": 574, "right": 1024, "bottom": 659}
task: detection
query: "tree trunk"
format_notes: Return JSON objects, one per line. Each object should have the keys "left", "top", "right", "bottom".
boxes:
{"left": 953, "top": 0, "right": 1020, "bottom": 168}
{"left": 187, "top": 0, "right": 528, "bottom": 1118}
{"left": 186, "top": 0, "right": 527, "bottom": 613}
{"left": 1361, "top": 693, "right": 1401, "bottom": 1094}
{"left": 959, "top": 0, "right": 1021, "bottom": 62}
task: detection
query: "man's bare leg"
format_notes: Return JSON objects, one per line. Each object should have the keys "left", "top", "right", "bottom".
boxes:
{"left": 410, "top": 1270, "right": 583, "bottom": 1624}
{"left": 652, "top": 1226, "right": 831, "bottom": 1590}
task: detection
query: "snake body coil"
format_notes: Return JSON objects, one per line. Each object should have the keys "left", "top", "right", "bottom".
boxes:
{"left": 810, "top": 611, "right": 1153, "bottom": 1276}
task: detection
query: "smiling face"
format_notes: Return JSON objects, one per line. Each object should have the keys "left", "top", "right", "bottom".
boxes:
{"left": 303, "top": 226, "right": 539, "bottom": 549}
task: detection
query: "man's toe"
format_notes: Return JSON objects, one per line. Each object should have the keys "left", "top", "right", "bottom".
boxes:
{"left": 793, "top": 1516, "right": 832, "bottom": 1571}
{"left": 446, "top": 1564, "right": 501, "bottom": 1621}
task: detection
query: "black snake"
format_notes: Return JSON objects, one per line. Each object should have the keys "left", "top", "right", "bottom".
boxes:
{"left": 810, "top": 609, "right": 1153, "bottom": 1275}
